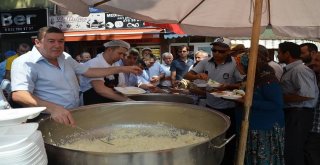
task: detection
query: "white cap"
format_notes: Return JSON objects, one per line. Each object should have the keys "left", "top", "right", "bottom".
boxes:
{"left": 142, "top": 47, "right": 152, "bottom": 52}
{"left": 210, "top": 37, "right": 231, "bottom": 47}
{"left": 103, "top": 40, "right": 130, "bottom": 50}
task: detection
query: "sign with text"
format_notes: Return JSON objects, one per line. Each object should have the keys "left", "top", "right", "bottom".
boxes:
{"left": 105, "top": 13, "right": 144, "bottom": 29}
{"left": 49, "top": 13, "right": 105, "bottom": 31}
{"left": 0, "top": 8, "right": 48, "bottom": 33}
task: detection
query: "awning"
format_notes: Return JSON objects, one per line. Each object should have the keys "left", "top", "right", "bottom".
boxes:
{"left": 164, "top": 34, "right": 189, "bottom": 39}
{"left": 63, "top": 28, "right": 162, "bottom": 41}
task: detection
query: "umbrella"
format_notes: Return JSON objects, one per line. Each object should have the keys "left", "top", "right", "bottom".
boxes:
{"left": 49, "top": 0, "right": 320, "bottom": 164}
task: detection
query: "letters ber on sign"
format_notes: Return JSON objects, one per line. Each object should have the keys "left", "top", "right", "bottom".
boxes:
{"left": 0, "top": 8, "right": 48, "bottom": 33}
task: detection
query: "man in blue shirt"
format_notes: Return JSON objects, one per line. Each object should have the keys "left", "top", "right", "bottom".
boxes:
{"left": 278, "top": 42, "right": 318, "bottom": 165}
{"left": 117, "top": 48, "right": 140, "bottom": 86}
{"left": 137, "top": 54, "right": 165, "bottom": 91}
{"left": 11, "top": 27, "right": 141, "bottom": 126}
{"left": 170, "top": 45, "right": 193, "bottom": 87}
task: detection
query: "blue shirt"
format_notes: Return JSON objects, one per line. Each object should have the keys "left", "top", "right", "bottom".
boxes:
{"left": 117, "top": 59, "right": 138, "bottom": 86}
{"left": 148, "top": 61, "right": 165, "bottom": 78}
{"left": 160, "top": 63, "right": 171, "bottom": 87}
{"left": 236, "top": 81, "right": 285, "bottom": 130}
{"left": 170, "top": 58, "right": 194, "bottom": 80}
{"left": 0, "top": 60, "right": 6, "bottom": 82}
{"left": 137, "top": 61, "right": 165, "bottom": 86}
{"left": 11, "top": 46, "right": 89, "bottom": 109}
{"left": 281, "top": 60, "right": 318, "bottom": 108}
{"left": 137, "top": 69, "right": 151, "bottom": 85}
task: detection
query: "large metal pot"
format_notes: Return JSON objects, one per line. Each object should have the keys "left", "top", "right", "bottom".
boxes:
{"left": 129, "top": 94, "right": 194, "bottom": 104}
{"left": 39, "top": 101, "right": 231, "bottom": 165}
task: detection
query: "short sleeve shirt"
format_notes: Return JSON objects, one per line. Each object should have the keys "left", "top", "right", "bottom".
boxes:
{"left": 192, "top": 57, "right": 245, "bottom": 109}
{"left": 79, "top": 53, "right": 125, "bottom": 92}
{"left": 170, "top": 58, "right": 194, "bottom": 80}
{"left": 11, "top": 46, "right": 89, "bottom": 109}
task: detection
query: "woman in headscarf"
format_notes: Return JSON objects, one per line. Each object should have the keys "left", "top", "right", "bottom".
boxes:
{"left": 236, "top": 45, "right": 285, "bottom": 165}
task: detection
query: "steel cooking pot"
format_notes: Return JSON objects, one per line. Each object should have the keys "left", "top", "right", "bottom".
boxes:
{"left": 129, "top": 93, "right": 194, "bottom": 104}
{"left": 39, "top": 101, "right": 231, "bottom": 165}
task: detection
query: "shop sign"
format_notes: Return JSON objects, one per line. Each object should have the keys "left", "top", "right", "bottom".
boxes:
{"left": 0, "top": 8, "right": 48, "bottom": 33}
{"left": 105, "top": 13, "right": 144, "bottom": 29}
{"left": 49, "top": 13, "right": 105, "bottom": 31}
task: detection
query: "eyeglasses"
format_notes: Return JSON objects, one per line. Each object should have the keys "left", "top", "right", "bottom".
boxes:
{"left": 211, "top": 48, "right": 227, "bottom": 54}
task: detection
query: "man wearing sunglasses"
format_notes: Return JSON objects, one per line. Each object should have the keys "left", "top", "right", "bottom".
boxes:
{"left": 184, "top": 37, "right": 245, "bottom": 165}
{"left": 170, "top": 45, "right": 194, "bottom": 87}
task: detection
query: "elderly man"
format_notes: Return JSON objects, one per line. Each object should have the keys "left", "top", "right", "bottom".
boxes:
{"left": 80, "top": 40, "right": 133, "bottom": 105}
{"left": 160, "top": 52, "right": 174, "bottom": 88}
{"left": 192, "top": 50, "right": 209, "bottom": 68}
{"left": 11, "top": 27, "right": 141, "bottom": 126}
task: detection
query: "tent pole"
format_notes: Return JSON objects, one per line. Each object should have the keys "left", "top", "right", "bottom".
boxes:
{"left": 235, "top": 0, "right": 263, "bottom": 164}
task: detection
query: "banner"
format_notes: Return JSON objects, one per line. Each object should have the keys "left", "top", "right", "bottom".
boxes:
{"left": 49, "top": 13, "right": 105, "bottom": 31}
{"left": 0, "top": 8, "right": 48, "bottom": 33}
{"left": 105, "top": 13, "right": 144, "bottom": 29}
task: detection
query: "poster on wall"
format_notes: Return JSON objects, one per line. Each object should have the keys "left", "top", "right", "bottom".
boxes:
{"left": 0, "top": 8, "right": 48, "bottom": 33}
{"left": 49, "top": 13, "right": 105, "bottom": 31}
{"left": 105, "top": 13, "right": 144, "bottom": 29}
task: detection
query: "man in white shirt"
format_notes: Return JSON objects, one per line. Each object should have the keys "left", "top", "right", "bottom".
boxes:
{"left": 160, "top": 52, "right": 173, "bottom": 87}
{"left": 80, "top": 40, "right": 133, "bottom": 105}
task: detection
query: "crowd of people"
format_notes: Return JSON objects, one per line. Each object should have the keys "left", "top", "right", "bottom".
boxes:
{"left": 2, "top": 26, "right": 320, "bottom": 165}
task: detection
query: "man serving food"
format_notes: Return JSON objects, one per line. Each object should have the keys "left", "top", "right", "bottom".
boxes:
{"left": 11, "top": 27, "right": 141, "bottom": 126}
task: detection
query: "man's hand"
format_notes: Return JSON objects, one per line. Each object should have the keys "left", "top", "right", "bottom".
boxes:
{"left": 150, "top": 76, "right": 160, "bottom": 84}
{"left": 197, "top": 73, "right": 208, "bottom": 80}
{"left": 121, "top": 66, "right": 142, "bottom": 75}
{"left": 49, "top": 106, "right": 76, "bottom": 126}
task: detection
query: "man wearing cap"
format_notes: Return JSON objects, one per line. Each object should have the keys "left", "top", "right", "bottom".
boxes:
{"left": 11, "top": 27, "right": 141, "bottom": 126}
{"left": 141, "top": 47, "right": 152, "bottom": 59}
{"left": 80, "top": 40, "right": 132, "bottom": 105}
{"left": 184, "top": 37, "right": 244, "bottom": 165}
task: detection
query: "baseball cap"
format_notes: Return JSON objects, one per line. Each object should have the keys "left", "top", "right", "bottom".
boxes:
{"left": 103, "top": 40, "right": 130, "bottom": 50}
{"left": 4, "top": 50, "right": 16, "bottom": 57}
{"left": 210, "top": 37, "right": 231, "bottom": 48}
